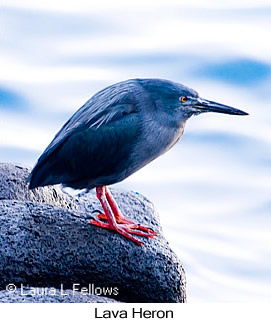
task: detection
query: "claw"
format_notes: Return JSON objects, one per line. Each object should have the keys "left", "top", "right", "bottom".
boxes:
{"left": 131, "top": 224, "right": 158, "bottom": 235}
{"left": 92, "top": 209, "right": 103, "bottom": 215}
{"left": 85, "top": 209, "right": 104, "bottom": 220}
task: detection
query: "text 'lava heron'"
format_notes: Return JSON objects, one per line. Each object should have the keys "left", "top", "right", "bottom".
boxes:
{"left": 29, "top": 78, "right": 248, "bottom": 245}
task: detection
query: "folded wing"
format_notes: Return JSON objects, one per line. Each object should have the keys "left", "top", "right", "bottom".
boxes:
{"left": 29, "top": 80, "right": 139, "bottom": 189}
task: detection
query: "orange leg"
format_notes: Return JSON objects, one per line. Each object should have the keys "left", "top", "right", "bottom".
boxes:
{"left": 90, "top": 186, "right": 157, "bottom": 246}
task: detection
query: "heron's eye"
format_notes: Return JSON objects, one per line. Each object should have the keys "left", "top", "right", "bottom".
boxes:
{"left": 180, "top": 96, "right": 187, "bottom": 103}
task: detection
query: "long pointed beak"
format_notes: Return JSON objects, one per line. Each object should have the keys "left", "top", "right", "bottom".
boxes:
{"left": 195, "top": 98, "right": 249, "bottom": 116}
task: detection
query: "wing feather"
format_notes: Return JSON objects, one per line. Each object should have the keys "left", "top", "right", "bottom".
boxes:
{"left": 39, "top": 80, "right": 138, "bottom": 163}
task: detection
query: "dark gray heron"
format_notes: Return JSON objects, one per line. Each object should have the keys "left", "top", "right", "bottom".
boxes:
{"left": 28, "top": 78, "right": 248, "bottom": 245}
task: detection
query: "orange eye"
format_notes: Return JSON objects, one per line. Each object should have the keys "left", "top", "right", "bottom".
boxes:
{"left": 180, "top": 96, "right": 187, "bottom": 103}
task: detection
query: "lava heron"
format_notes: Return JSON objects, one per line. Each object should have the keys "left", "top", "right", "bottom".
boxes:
{"left": 29, "top": 78, "right": 248, "bottom": 245}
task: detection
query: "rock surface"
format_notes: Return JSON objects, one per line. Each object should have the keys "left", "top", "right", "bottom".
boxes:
{"left": 0, "top": 288, "right": 120, "bottom": 303}
{"left": 0, "top": 163, "right": 74, "bottom": 209}
{"left": 0, "top": 162, "right": 186, "bottom": 303}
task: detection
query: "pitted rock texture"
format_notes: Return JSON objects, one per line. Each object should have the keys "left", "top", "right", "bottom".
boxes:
{"left": 0, "top": 162, "right": 74, "bottom": 209}
{"left": 0, "top": 162, "right": 186, "bottom": 303}
{"left": 0, "top": 288, "right": 120, "bottom": 303}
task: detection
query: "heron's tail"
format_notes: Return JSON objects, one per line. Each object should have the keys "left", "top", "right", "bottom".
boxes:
{"left": 28, "top": 161, "right": 56, "bottom": 189}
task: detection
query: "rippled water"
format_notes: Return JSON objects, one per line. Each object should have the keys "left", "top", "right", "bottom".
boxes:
{"left": 1, "top": 1, "right": 271, "bottom": 302}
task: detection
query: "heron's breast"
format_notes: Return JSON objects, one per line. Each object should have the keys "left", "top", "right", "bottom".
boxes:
{"left": 127, "top": 120, "right": 185, "bottom": 174}
{"left": 149, "top": 121, "right": 185, "bottom": 155}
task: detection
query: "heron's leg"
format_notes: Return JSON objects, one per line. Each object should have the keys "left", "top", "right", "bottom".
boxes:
{"left": 97, "top": 186, "right": 157, "bottom": 235}
{"left": 104, "top": 187, "right": 132, "bottom": 224}
{"left": 90, "top": 186, "right": 155, "bottom": 246}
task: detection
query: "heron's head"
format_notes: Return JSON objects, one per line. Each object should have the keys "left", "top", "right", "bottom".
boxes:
{"left": 177, "top": 91, "right": 249, "bottom": 118}
{"left": 138, "top": 79, "right": 248, "bottom": 122}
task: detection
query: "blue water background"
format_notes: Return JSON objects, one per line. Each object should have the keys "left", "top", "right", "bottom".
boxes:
{"left": 1, "top": 2, "right": 271, "bottom": 302}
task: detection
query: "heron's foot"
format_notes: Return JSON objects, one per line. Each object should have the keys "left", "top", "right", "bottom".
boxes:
{"left": 97, "top": 213, "right": 158, "bottom": 235}
{"left": 90, "top": 219, "right": 156, "bottom": 246}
